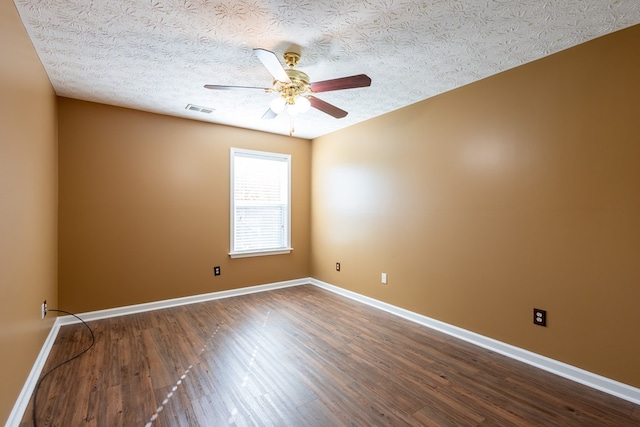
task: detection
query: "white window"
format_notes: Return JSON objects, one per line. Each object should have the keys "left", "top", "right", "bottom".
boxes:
{"left": 230, "top": 148, "right": 292, "bottom": 258}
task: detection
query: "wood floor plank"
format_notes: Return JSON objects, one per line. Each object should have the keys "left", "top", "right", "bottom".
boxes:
{"left": 295, "top": 397, "right": 347, "bottom": 427}
{"left": 21, "top": 285, "right": 640, "bottom": 426}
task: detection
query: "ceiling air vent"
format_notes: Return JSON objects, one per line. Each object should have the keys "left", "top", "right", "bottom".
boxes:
{"left": 185, "top": 104, "right": 214, "bottom": 114}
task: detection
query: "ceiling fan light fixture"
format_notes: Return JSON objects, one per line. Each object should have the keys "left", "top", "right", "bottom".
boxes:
{"left": 270, "top": 96, "right": 286, "bottom": 114}
{"left": 287, "top": 102, "right": 301, "bottom": 117}
{"left": 285, "top": 96, "right": 311, "bottom": 117}
{"left": 295, "top": 96, "right": 310, "bottom": 113}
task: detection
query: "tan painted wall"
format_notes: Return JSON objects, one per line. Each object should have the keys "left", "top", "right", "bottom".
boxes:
{"left": 311, "top": 25, "right": 640, "bottom": 387}
{"left": 0, "top": 1, "right": 58, "bottom": 424}
{"left": 58, "top": 99, "right": 311, "bottom": 313}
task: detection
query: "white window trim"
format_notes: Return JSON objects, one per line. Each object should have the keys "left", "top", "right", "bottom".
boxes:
{"left": 229, "top": 148, "right": 292, "bottom": 258}
{"left": 229, "top": 248, "right": 293, "bottom": 259}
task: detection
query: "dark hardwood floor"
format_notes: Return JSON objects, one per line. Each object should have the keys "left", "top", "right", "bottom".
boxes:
{"left": 21, "top": 285, "right": 640, "bottom": 426}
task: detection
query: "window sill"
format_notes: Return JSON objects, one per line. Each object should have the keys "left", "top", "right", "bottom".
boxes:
{"left": 229, "top": 248, "right": 293, "bottom": 259}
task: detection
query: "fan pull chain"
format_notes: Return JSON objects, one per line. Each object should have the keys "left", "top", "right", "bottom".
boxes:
{"left": 289, "top": 116, "right": 295, "bottom": 136}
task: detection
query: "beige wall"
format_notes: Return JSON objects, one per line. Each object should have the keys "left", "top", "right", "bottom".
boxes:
{"left": 311, "top": 25, "right": 640, "bottom": 387}
{"left": 58, "top": 99, "right": 311, "bottom": 313}
{"left": 0, "top": 1, "right": 58, "bottom": 424}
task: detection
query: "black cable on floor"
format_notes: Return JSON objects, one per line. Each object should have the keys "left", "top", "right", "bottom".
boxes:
{"left": 32, "top": 309, "right": 95, "bottom": 427}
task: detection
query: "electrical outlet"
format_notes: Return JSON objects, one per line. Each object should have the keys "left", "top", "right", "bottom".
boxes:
{"left": 381, "top": 273, "right": 387, "bottom": 284}
{"left": 214, "top": 266, "right": 221, "bottom": 276}
{"left": 533, "top": 308, "right": 546, "bottom": 327}
{"left": 336, "top": 262, "right": 340, "bottom": 272}
{"left": 41, "top": 300, "right": 47, "bottom": 319}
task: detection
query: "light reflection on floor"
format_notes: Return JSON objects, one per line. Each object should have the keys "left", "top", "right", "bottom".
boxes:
{"left": 144, "top": 323, "right": 223, "bottom": 427}
{"left": 228, "top": 309, "right": 271, "bottom": 425}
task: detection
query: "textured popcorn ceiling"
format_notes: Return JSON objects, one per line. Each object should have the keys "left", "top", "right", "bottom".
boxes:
{"left": 13, "top": 0, "right": 640, "bottom": 139}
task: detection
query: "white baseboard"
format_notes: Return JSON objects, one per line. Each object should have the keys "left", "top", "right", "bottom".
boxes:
{"left": 8, "top": 276, "right": 639, "bottom": 427}
{"left": 56, "top": 278, "right": 309, "bottom": 325}
{"left": 5, "top": 320, "right": 62, "bottom": 427}
{"left": 310, "top": 278, "right": 640, "bottom": 406}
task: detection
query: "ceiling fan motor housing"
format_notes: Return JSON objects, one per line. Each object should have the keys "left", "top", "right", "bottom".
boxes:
{"left": 274, "top": 68, "right": 310, "bottom": 101}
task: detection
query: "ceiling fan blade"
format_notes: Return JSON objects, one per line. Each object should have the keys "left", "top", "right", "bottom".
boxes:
{"left": 308, "top": 96, "right": 348, "bottom": 119}
{"left": 204, "top": 84, "right": 271, "bottom": 92}
{"left": 253, "top": 48, "right": 291, "bottom": 83}
{"left": 309, "top": 74, "right": 371, "bottom": 93}
{"left": 262, "top": 108, "right": 278, "bottom": 120}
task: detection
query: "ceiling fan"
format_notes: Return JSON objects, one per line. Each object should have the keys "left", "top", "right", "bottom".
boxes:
{"left": 204, "top": 48, "right": 371, "bottom": 134}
